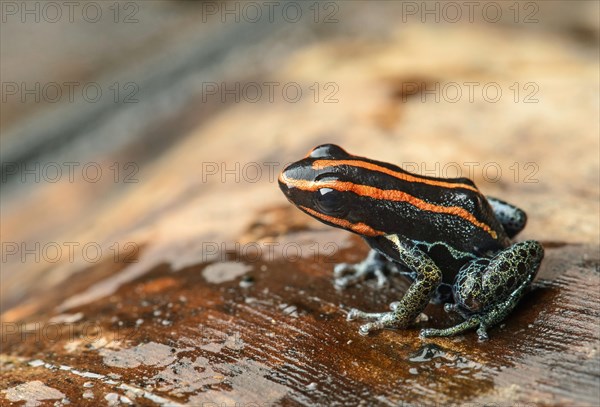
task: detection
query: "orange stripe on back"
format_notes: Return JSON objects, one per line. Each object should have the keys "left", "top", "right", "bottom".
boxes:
{"left": 312, "top": 159, "right": 479, "bottom": 193}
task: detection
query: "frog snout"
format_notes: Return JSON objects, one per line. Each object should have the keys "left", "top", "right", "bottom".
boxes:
{"left": 278, "top": 166, "right": 292, "bottom": 195}
{"left": 278, "top": 162, "right": 303, "bottom": 193}
{"left": 278, "top": 176, "right": 290, "bottom": 196}
{"left": 278, "top": 162, "right": 318, "bottom": 203}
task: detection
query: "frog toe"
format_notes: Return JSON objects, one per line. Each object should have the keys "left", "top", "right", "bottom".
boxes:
{"left": 346, "top": 308, "right": 385, "bottom": 321}
{"left": 374, "top": 269, "right": 389, "bottom": 288}
{"left": 476, "top": 325, "right": 489, "bottom": 341}
{"left": 358, "top": 322, "right": 385, "bottom": 336}
{"left": 444, "top": 303, "right": 459, "bottom": 313}
{"left": 333, "top": 263, "right": 369, "bottom": 287}
{"left": 419, "top": 328, "right": 437, "bottom": 338}
{"left": 335, "top": 274, "right": 366, "bottom": 288}
{"left": 444, "top": 303, "right": 472, "bottom": 319}
{"left": 333, "top": 263, "right": 351, "bottom": 278}
{"left": 334, "top": 275, "right": 353, "bottom": 288}
{"left": 346, "top": 308, "right": 360, "bottom": 321}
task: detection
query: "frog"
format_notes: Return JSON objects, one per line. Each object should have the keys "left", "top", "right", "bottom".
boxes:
{"left": 278, "top": 144, "right": 544, "bottom": 340}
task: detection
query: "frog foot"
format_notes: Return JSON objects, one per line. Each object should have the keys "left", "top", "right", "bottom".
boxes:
{"left": 420, "top": 317, "right": 487, "bottom": 341}
{"left": 333, "top": 250, "right": 396, "bottom": 289}
{"left": 347, "top": 303, "right": 416, "bottom": 336}
{"left": 346, "top": 309, "right": 397, "bottom": 336}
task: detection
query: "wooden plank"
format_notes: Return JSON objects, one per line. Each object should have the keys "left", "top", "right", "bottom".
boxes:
{"left": 2, "top": 235, "right": 598, "bottom": 405}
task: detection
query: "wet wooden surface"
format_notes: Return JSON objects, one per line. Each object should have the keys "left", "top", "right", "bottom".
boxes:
{"left": 2, "top": 1, "right": 599, "bottom": 406}
{"left": 2, "top": 230, "right": 599, "bottom": 406}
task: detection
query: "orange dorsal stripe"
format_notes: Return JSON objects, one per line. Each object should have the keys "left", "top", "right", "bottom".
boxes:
{"left": 312, "top": 159, "right": 479, "bottom": 193}
{"left": 285, "top": 177, "right": 497, "bottom": 239}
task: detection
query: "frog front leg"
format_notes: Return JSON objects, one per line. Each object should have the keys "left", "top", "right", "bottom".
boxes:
{"left": 421, "top": 240, "right": 544, "bottom": 340}
{"left": 347, "top": 234, "right": 442, "bottom": 335}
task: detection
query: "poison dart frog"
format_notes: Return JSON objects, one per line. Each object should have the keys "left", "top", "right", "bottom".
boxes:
{"left": 278, "top": 144, "right": 544, "bottom": 340}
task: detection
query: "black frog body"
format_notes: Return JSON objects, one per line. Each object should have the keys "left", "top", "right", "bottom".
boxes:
{"left": 278, "top": 144, "right": 544, "bottom": 340}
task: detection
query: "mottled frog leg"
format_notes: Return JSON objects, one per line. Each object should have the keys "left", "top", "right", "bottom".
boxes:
{"left": 487, "top": 196, "right": 527, "bottom": 238}
{"left": 347, "top": 235, "right": 442, "bottom": 335}
{"left": 422, "top": 240, "right": 544, "bottom": 340}
{"left": 334, "top": 249, "right": 401, "bottom": 288}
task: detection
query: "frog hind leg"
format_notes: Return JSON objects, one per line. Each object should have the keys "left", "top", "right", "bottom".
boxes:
{"left": 421, "top": 240, "right": 544, "bottom": 340}
{"left": 346, "top": 234, "right": 442, "bottom": 335}
{"left": 487, "top": 196, "right": 527, "bottom": 238}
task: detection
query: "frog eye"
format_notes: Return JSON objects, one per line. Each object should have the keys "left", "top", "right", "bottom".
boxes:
{"left": 315, "top": 188, "right": 347, "bottom": 217}
{"left": 308, "top": 144, "right": 349, "bottom": 159}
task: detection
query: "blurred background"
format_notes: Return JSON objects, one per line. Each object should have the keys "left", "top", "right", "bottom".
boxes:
{"left": 1, "top": 1, "right": 599, "bottom": 405}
